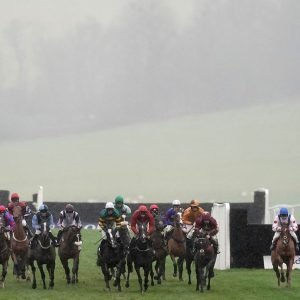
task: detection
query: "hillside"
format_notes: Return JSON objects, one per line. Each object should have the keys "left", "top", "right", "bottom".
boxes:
{"left": 1, "top": 102, "right": 300, "bottom": 208}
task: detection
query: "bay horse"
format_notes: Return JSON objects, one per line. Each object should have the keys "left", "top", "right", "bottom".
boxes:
{"left": 58, "top": 225, "right": 81, "bottom": 284}
{"left": 127, "top": 223, "right": 152, "bottom": 293}
{"left": 150, "top": 220, "right": 167, "bottom": 285}
{"left": 98, "top": 226, "right": 125, "bottom": 291}
{"left": 194, "top": 231, "right": 216, "bottom": 292}
{"left": 167, "top": 213, "right": 186, "bottom": 280}
{"left": 271, "top": 223, "right": 295, "bottom": 288}
{"left": 27, "top": 222, "right": 56, "bottom": 289}
{"left": 0, "top": 216, "right": 10, "bottom": 288}
{"left": 11, "top": 205, "right": 29, "bottom": 280}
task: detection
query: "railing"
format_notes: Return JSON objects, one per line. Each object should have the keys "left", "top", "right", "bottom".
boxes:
{"left": 268, "top": 204, "right": 300, "bottom": 223}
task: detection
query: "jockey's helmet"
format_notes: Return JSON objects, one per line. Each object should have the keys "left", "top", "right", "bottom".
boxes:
{"left": 65, "top": 204, "right": 74, "bottom": 213}
{"left": 138, "top": 205, "right": 148, "bottom": 213}
{"left": 190, "top": 199, "right": 200, "bottom": 207}
{"left": 172, "top": 199, "right": 181, "bottom": 206}
{"left": 11, "top": 192, "right": 20, "bottom": 202}
{"left": 150, "top": 204, "right": 159, "bottom": 211}
{"left": 115, "top": 195, "right": 124, "bottom": 204}
{"left": 39, "top": 204, "right": 48, "bottom": 213}
{"left": 105, "top": 202, "right": 114, "bottom": 209}
{"left": 279, "top": 207, "right": 288, "bottom": 217}
{"left": 0, "top": 205, "right": 6, "bottom": 213}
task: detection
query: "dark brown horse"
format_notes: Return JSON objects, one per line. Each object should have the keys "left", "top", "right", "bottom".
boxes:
{"left": 11, "top": 205, "right": 29, "bottom": 280}
{"left": 0, "top": 216, "right": 10, "bottom": 288}
{"left": 58, "top": 225, "right": 81, "bottom": 284}
{"left": 150, "top": 220, "right": 167, "bottom": 285}
{"left": 194, "top": 231, "right": 216, "bottom": 292}
{"left": 167, "top": 213, "right": 186, "bottom": 280}
{"left": 271, "top": 224, "right": 295, "bottom": 287}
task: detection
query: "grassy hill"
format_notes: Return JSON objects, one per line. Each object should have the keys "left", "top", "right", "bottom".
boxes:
{"left": 1, "top": 102, "right": 300, "bottom": 208}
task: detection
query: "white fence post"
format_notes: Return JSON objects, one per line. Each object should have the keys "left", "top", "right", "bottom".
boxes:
{"left": 211, "top": 203, "right": 230, "bottom": 270}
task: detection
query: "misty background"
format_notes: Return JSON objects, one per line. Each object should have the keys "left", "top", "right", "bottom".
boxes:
{"left": 0, "top": 0, "right": 300, "bottom": 206}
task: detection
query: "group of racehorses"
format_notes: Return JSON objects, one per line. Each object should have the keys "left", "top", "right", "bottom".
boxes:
{"left": 0, "top": 206, "right": 295, "bottom": 291}
{"left": 0, "top": 205, "right": 80, "bottom": 289}
{"left": 97, "top": 212, "right": 217, "bottom": 293}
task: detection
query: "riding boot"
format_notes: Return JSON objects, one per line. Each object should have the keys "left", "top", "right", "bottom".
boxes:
{"left": 270, "top": 242, "right": 276, "bottom": 251}
{"left": 211, "top": 239, "right": 220, "bottom": 254}
{"left": 57, "top": 230, "right": 63, "bottom": 244}
{"left": 294, "top": 241, "right": 299, "bottom": 252}
{"left": 30, "top": 234, "right": 39, "bottom": 249}
{"left": 49, "top": 232, "right": 58, "bottom": 247}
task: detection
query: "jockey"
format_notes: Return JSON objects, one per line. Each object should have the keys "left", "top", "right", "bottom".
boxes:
{"left": 7, "top": 192, "right": 32, "bottom": 222}
{"left": 182, "top": 199, "right": 206, "bottom": 238}
{"left": 130, "top": 205, "right": 155, "bottom": 237}
{"left": 163, "top": 199, "right": 182, "bottom": 239}
{"left": 114, "top": 195, "right": 131, "bottom": 219}
{"left": 0, "top": 205, "right": 16, "bottom": 247}
{"left": 57, "top": 204, "right": 82, "bottom": 246}
{"left": 270, "top": 207, "right": 299, "bottom": 252}
{"left": 129, "top": 205, "right": 155, "bottom": 251}
{"left": 97, "top": 202, "right": 122, "bottom": 262}
{"left": 194, "top": 212, "right": 220, "bottom": 254}
{"left": 31, "top": 204, "right": 58, "bottom": 248}
{"left": 149, "top": 204, "right": 164, "bottom": 229}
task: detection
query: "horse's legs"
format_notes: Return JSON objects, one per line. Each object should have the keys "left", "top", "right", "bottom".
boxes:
{"left": 135, "top": 267, "right": 143, "bottom": 293}
{"left": 144, "top": 265, "right": 150, "bottom": 292}
{"left": 72, "top": 257, "right": 79, "bottom": 284}
{"left": 178, "top": 256, "right": 184, "bottom": 281}
{"left": 186, "top": 258, "right": 192, "bottom": 285}
{"left": 125, "top": 255, "right": 133, "bottom": 288}
{"left": 150, "top": 261, "right": 155, "bottom": 286}
{"left": 280, "top": 264, "right": 285, "bottom": 283}
{"left": 170, "top": 254, "right": 177, "bottom": 277}
{"left": 199, "top": 267, "right": 205, "bottom": 293}
{"left": 37, "top": 263, "right": 46, "bottom": 289}
{"left": 29, "top": 261, "right": 37, "bottom": 289}
{"left": 286, "top": 260, "right": 293, "bottom": 288}
{"left": 60, "top": 258, "right": 71, "bottom": 284}
{"left": 0, "top": 262, "right": 8, "bottom": 288}
{"left": 46, "top": 261, "right": 55, "bottom": 289}
{"left": 101, "top": 263, "right": 111, "bottom": 291}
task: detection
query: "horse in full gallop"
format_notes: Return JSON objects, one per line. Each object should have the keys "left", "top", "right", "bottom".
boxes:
{"left": 271, "top": 223, "right": 295, "bottom": 288}
{"left": 167, "top": 213, "right": 186, "bottom": 280}
{"left": 127, "top": 223, "right": 153, "bottom": 293}
{"left": 27, "top": 222, "right": 56, "bottom": 289}
{"left": 58, "top": 225, "right": 81, "bottom": 284}
{"left": 0, "top": 216, "right": 10, "bottom": 288}
{"left": 98, "top": 226, "right": 125, "bottom": 291}
{"left": 150, "top": 220, "right": 167, "bottom": 285}
{"left": 194, "top": 231, "right": 216, "bottom": 292}
{"left": 11, "top": 205, "right": 29, "bottom": 280}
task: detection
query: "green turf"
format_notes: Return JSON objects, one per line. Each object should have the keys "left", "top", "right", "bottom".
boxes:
{"left": 1, "top": 229, "right": 300, "bottom": 299}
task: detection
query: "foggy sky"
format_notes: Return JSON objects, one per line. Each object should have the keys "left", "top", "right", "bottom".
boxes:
{"left": 0, "top": 0, "right": 300, "bottom": 141}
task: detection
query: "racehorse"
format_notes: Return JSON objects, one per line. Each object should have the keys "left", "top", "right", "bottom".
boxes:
{"left": 58, "top": 225, "right": 81, "bottom": 284}
{"left": 167, "top": 213, "right": 186, "bottom": 280}
{"left": 11, "top": 205, "right": 29, "bottom": 280}
{"left": 194, "top": 231, "right": 216, "bottom": 292}
{"left": 127, "top": 223, "right": 152, "bottom": 293}
{"left": 271, "top": 223, "right": 295, "bottom": 288}
{"left": 0, "top": 216, "right": 10, "bottom": 288}
{"left": 98, "top": 226, "right": 125, "bottom": 291}
{"left": 27, "top": 222, "right": 56, "bottom": 289}
{"left": 150, "top": 220, "right": 167, "bottom": 285}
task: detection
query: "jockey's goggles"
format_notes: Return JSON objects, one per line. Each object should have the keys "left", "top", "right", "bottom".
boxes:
{"left": 66, "top": 210, "right": 73, "bottom": 213}
{"left": 280, "top": 214, "right": 288, "bottom": 218}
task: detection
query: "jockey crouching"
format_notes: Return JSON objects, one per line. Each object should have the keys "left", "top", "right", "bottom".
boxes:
{"left": 97, "top": 202, "right": 122, "bottom": 266}
{"left": 194, "top": 213, "right": 220, "bottom": 255}
{"left": 270, "top": 207, "right": 299, "bottom": 252}
{"left": 31, "top": 204, "right": 58, "bottom": 248}
{"left": 129, "top": 205, "right": 154, "bottom": 252}
{"left": 163, "top": 200, "right": 182, "bottom": 241}
{"left": 182, "top": 199, "right": 206, "bottom": 252}
{"left": 57, "top": 204, "right": 82, "bottom": 249}
{"left": 0, "top": 205, "right": 16, "bottom": 249}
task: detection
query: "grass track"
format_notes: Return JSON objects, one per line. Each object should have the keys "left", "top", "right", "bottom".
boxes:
{"left": 1, "top": 229, "right": 300, "bottom": 300}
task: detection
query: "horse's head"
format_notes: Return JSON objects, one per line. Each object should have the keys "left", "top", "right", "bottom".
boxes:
{"left": 62, "top": 225, "right": 79, "bottom": 245}
{"left": 194, "top": 232, "right": 212, "bottom": 256}
{"left": 137, "top": 223, "right": 148, "bottom": 243}
{"left": 12, "top": 205, "right": 23, "bottom": 222}
{"left": 279, "top": 224, "right": 292, "bottom": 247}
{"left": 105, "top": 227, "right": 118, "bottom": 249}
{"left": 173, "top": 213, "right": 182, "bottom": 228}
